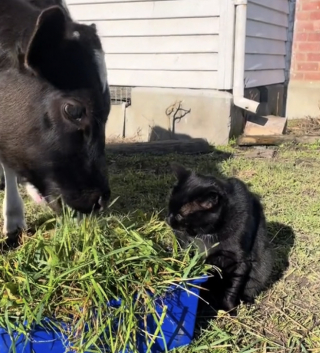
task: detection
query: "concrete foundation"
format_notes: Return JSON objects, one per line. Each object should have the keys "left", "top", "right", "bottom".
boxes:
{"left": 105, "top": 84, "right": 287, "bottom": 146}
{"left": 107, "top": 87, "right": 235, "bottom": 145}
{"left": 105, "top": 103, "right": 125, "bottom": 141}
{"left": 286, "top": 80, "right": 320, "bottom": 119}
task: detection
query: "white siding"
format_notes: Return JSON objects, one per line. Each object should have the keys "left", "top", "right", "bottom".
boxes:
{"left": 66, "top": 0, "right": 222, "bottom": 89}
{"left": 245, "top": 0, "right": 289, "bottom": 88}
{"left": 66, "top": 0, "right": 289, "bottom": 90}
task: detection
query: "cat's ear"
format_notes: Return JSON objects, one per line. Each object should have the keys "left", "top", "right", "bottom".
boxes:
{"left": 170, "top": 163, "right": 191, "bottom": 181}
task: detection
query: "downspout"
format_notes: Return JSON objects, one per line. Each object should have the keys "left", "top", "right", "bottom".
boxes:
{"left": 233, "top": 0, "right": 260, "bottom": 114}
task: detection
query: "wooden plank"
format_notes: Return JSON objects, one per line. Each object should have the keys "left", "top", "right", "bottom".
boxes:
{"left": 237, "top": 135, "right": 320, "bottom": 146}
{"left": 106, "top": 53, "right": 218, "bottom": 71}
{"left": 105, "top": 138, "right": 212, "bottom": 155}
{"left": 246, "top": 20, "right": 287, "bottom": 41}
{"left": 107, "top": 69, "right": 219, "bottom": 89}
{"left": 246, "top": 37, "right": 286, "bottom": 55}
{"left": 79, "top": 17, "right": 219, "bottom": 37}
{"left": 247, "top": 4, "right": 288, "bottom": 28}
{"left": 101, "top": 35, "right": 219, "bottom": 54}
{"left": 249, "top": 0, "right": 289, "bottom": 14}
{"left": 67, "top": 0, "right": 221, "bottom": 21}
{"left": 244, "top": 69, "right": 285, "bottom": 87}
{"left": 245, "top": 54, "right": 285, "bottom": 71}
{"left": 243, "top": 116, "right": 287, "bottom": 136}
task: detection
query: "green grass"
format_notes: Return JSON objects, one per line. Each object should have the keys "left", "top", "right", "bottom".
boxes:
{"left": 0, "top": 210, "right": 212, "bottom": 353}
{"left": 1, "top": 142, "right": 320, "bottom": 352}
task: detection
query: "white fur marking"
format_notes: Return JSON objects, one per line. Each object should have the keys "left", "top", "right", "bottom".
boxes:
{"left": 73, "top": 31, "right": 80, "bottom": 39}
{"left": 1, "top": 163, "right": 26, "bottom": 236}
{"left": 25, "top": 183, "right": 46, "bottom": 205}
{"left": 94, "top": 49, "right": 108, "bottom": 92}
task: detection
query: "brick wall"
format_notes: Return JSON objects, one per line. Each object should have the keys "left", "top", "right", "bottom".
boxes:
{"left": 291, "top": 0, "right": 320, "bottom": 80}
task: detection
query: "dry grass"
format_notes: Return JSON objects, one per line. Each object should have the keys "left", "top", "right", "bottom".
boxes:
{"left": 1, "top": 141, "right": 320, "bottom": 352}
{"left": 287, "top": 117, "right": 320, "bottom": 136}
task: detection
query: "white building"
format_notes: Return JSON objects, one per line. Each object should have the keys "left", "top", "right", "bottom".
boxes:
{"left": 67, "top": 0, "right": 290, "bottom": 145}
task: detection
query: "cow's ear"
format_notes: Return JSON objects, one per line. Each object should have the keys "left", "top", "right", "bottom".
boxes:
{"left": 25, "top": 6, "right": 67, "bottom": 76}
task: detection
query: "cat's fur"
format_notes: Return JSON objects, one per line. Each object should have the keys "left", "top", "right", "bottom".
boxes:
{"left": 167, "top": 164, "right": 273, "bottom": 314}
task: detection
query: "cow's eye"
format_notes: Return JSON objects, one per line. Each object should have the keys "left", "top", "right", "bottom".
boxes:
{"left": 63, "top": 103, "right": 85, "bottom": 121}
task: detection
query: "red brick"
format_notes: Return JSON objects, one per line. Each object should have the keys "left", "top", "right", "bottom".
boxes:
{"left": 297, "top": 11, "right": 310, "bottom": 20}
{"left": 302, "top": 1, "right": 320, "bottom": 11}
{"left": 308, "top": 32, "right": 320, "bottom": 41}
{"left": 295, "top": 32, "right": 308, "bottom": 41}
{"left": 295, "top": 20, "right": 314, "bottom": 32}
{"left": 314, "top": 20, "right": 320, "bottom": 32}
{"left": 295, "top": 53, "right": 306, "bottom": 61}
{"left": 307, "top": 53, "right": 320, "bottom": 61}
{"left": 293, "top": 62, "right": 301, "bottom": 72}
{"left": 304, "top": 72, "right": 320, "bottom": 80}
{"left": 297, "top": 62, "right": 319, "bottom": 71}
{"left": 310, "top": 11, "right": 320, "bottom": 20}
{"left": 299, "top": 42, "right": 320, "bottom": 51}
{"left": 290, "top": 72, "right": 305, "bottom": 80}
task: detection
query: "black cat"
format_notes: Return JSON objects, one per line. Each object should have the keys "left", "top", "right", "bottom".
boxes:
{"left": 166, "top": 164, "right": 273, "bottom": 314}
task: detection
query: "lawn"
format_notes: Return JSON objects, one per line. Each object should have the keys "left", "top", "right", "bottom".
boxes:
{"left": 1, "top": 141, "right": 320, "bottom": 352}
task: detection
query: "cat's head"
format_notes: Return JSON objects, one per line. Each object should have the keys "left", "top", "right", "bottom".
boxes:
{"left": 167, "top": 163, "right": 227, "bottom": 239}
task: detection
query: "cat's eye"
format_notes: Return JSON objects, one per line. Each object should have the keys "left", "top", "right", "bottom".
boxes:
{"left": 208, "top": 192, "right": 219, "bottom": 200}
{"left": 208, "top": 192, "right": 219, "bottom": 205}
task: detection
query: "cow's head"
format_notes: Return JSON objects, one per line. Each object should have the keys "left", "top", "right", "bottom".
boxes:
{"left": 0, "top": 5, "right": 111, "bottom": 215}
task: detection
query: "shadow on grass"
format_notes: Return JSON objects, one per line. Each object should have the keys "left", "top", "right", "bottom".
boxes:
{"left": 194, "top": 222, "right": 295, "bottom": 334}
{"left": 267, "top": 221, "right": 296, "bottom": 284}
{"left": 106, "top": 136, "right": 233, "bottom": 217}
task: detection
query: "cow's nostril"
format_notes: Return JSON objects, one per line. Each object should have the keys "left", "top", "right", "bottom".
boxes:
{"left": 96, "top": 191, "right": 110, "bottom": 211}
{"left": 98, "top": 196, "right": 104, "bottom": 210}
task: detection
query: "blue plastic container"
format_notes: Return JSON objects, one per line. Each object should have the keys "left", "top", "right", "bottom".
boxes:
{"left": 0, "top": 276, "right": 207, "bottom": 353}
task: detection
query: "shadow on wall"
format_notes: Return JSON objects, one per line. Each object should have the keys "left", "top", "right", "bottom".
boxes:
{"left": 149, "top": 100, "right": 194, "bottom": 142}
{"left": 149, "top": 125, "right": 199, "bottom": 142}
{"left": 148, "top": 100, "right": 242, "bottom": 143}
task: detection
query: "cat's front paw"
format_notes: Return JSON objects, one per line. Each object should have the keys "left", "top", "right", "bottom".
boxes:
{"left": 240, "top": 294, "right": 255, "bottom": 305}
{"left": 221, "top": 298, "right": 238, "bottom": 315}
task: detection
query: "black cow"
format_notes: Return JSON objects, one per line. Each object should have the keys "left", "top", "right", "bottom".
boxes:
{"left": 0, "top": 0, "right": 111, "bottom": 237}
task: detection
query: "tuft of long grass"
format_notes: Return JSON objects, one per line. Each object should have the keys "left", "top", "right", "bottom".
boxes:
{"left": 0, "top": 210, "right": 212, "bottom": 353}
